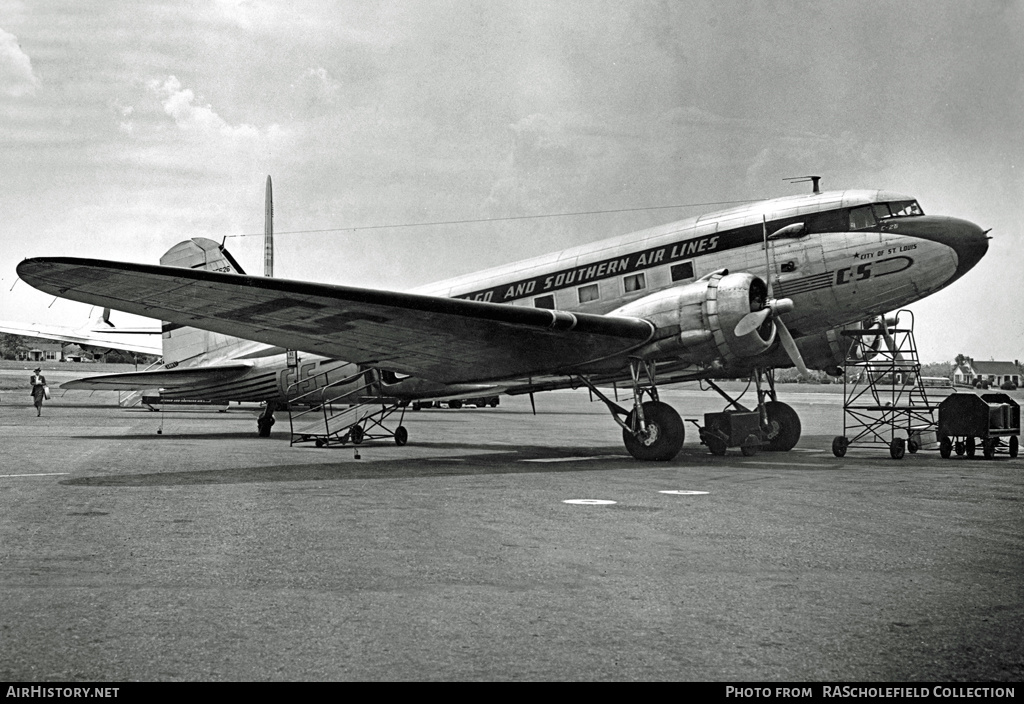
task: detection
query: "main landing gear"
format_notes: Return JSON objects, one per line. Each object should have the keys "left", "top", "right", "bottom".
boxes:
{"left": 700, "top": 369, "right": 802, "bottom": 455}
{"left": 581, "top": 363, "right": 802, "bottom": 462}
{"left": 580, "top": 359, "right": 685, "bottom": 461}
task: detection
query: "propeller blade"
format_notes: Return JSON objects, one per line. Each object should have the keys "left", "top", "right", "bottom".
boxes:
{"left": 776, "top": 319, "right": 810, "bottom": 377}
{"left": 734, "top": 308, "right": 771, "bottom": 337}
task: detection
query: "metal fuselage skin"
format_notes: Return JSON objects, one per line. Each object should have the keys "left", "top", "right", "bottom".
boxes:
{"left": 159, "top": 189, "right": 987, "bottom": 404}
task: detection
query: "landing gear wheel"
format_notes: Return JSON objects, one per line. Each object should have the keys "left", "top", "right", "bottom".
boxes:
{"left": 763, "top": 401, "right": 801, "bottom": 451}
{"left": 966, "top": 436, "right": 976, "bottom": 458}
{"left": 257, "top": 415, "right": 275, "bottom": 437}
{"left": 1010, "top": 436, "right": 1019, "bottom": 459}
{"left": 394, "top": 426, "right": 408, "bottom": 446}
{"left": 740, "top": 434, "right": 760, "bottom": 457}
{"left": 939, "top": 436, "right": 952, "bottom": 459}
{"left": 621, "top": 401, "right": 684, "bottom": 461}
{"left": 315, "top": 439, "right": 325, "bottom": 448}
{"left": 983, "top": 438, "right": 996, "bottom": 460}
{"left": 955, "top": 440, "right": 965, "bottom": 456}
{"left": 832, "top": 436, "right": 849, "bottom": 458}
{"left": 350, "top": 425, "right": 364, "bottom": 445}
{"left": 706, "top": 436, "right": 727, "bottom": 456}
{"left": 908, "top": 440, "right": 919, "bottom": 454}
{"left": 889, "top": 437, "right": 906, "bottom": 460}
{"left": 448, "top": 400, "right": 463, "bottom": 410}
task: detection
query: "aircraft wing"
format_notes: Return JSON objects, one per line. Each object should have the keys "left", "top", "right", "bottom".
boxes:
{"left": 0, "top": 319, "right": 162, "bottom": 355}
{"left": 59, "top": 364, "right": 253, "bottom": 391}
{"left": 18, "top": 257, "right": 655, "bottom": 384}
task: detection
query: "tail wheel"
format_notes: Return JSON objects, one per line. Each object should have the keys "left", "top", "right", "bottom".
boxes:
{"left": 763, "top": 401, "right": 801, "bottom": 451}
{"left": 622, "top": 401, "right": 684, "bottom": 461}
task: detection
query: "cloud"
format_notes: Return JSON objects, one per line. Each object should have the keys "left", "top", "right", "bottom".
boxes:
{"left": 147, "top": 75, "right": 261, "bottom": 139}
{"left": 0, "top": 27, "right": 39, "bottom": 97}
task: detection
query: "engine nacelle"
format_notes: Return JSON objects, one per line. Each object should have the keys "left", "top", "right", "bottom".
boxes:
{"left": 609, "top": 271, "right": 775, "bottom": 365}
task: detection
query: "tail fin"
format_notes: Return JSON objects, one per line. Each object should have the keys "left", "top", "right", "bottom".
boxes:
{"left": 159, "top": 238, "right": 246, "bottom": 364}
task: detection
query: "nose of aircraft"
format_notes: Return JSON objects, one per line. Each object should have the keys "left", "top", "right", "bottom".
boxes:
{"left": 899, "top": 215, "right": 989, "bottom": 284}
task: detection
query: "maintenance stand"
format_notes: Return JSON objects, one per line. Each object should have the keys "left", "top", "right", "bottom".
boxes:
{"left": 832, "top": 310, "right": 938, "bottom": 459}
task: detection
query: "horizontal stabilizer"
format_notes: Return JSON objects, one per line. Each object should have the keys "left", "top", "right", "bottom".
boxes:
{"left": 60, "top": 364, "right": 252, "bottom": 391}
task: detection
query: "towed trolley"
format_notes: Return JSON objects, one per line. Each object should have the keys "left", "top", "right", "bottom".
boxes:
{"left": 937, "top": 393, "right": 1019, "bottom": 459}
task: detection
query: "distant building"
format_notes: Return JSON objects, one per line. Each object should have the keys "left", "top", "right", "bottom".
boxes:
{"left": 952, "top": 359, "right": 1021, "bottom": 388}
{"left": 18, "top": 342, "right": 62, "bottom": 362}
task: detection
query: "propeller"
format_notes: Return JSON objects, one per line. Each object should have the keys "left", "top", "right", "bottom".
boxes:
{"left": 731, "top": 214, "right": 810, "bottom": 377}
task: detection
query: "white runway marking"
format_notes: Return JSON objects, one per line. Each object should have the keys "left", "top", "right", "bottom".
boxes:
{"left": 741, "top": 461, "right": 834, "bottom": 467}
{"left": 659, "top": 490, "right": 709, "bottom": 495}
{"left": 524, "top": 455, "right": 628, "bottom": 463}
{"left": 563, "top": 499, "right": 617, "bottom": 505}
{"left": 0, "top": 473, "right": 70, "bottom": 478}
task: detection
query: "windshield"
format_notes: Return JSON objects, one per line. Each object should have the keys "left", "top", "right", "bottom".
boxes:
{"left": 874, "top": 200, "right": 924, "bottom": 219}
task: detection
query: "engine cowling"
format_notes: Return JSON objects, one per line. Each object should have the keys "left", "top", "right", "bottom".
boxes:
{"left": 609, "top": 271, "right": 776, "bottom": 365}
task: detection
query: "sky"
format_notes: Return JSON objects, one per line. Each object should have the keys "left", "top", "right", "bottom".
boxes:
{"left": 1, "top": 0, "right": 1021, "bottom": 364}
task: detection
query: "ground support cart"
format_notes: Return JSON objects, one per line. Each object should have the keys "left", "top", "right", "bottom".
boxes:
{"left": 832, "top": 310, "right": 938, "bottom": 460}
{"left": 937, "top": 393, "right": 1019, "bottom": 459}
{"left": 692, "top": 411, "right": 762, "bottom": 456}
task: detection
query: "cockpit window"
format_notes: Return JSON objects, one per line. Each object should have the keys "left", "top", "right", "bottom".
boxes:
{"left": 849, "top": 206, "right": 877, "bottom": 230}
{"left": 887, "top": 200, "right": 923, "bottom": 217}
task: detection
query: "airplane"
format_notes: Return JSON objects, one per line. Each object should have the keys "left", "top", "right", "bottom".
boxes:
{"left": 0, "top": 307, "right": 162, "bottom": 358}
{"left": 15, "top": 185, "right": 989, "bottom": 460}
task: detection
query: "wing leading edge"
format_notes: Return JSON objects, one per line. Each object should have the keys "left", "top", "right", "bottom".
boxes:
{"left": 17, "top": 257, "right": 655, "bottom": 384}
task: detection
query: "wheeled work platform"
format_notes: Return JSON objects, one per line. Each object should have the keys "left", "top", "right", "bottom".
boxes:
{"left": 832, "top": 310, "right": 938, "bottom": 459}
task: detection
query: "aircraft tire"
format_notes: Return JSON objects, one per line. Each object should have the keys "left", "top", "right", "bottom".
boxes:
{"left": 394, "top": 426, "right": 408, "bottom": 446}
{"left": 889, "top": 437, "right": 906, "bottom": 460}
{"left": 939, "top": 436, "right": 952, "bottom": 459}
{"left": 622, "top": 401, "right": 684, "bottom": 461}
{"left": 832, "top": 436, "right": 849, "bottom": 457}
{"left": 257, "top": 416, "right": 274, "bottom": 438}
{"left": 1010, "top": 436, "right": 1019, "bottom": 458}
{"left": 763, "top": 401, "right": 801, "bottom": 451}
{"left": 350, "top": 425, "right": 364, "bottom": 445}
{"left": 740, "top": 434, "right": 759, "bottom": 456}
{"left": 966, "top": 436, "right": 976, "bottom": 458}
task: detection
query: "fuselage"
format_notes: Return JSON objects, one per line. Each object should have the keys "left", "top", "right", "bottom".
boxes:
{"left": 158, "top": 189, "right": 987, "bottom": 403}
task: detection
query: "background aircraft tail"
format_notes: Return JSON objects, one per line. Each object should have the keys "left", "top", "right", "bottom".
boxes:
{"left": 159, "top": 238, "right": 248, "bottom": 364}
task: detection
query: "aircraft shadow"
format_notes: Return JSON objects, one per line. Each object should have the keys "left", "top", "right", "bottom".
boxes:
{"left": 59, "top": 447, "right": 643, "bottom": 488}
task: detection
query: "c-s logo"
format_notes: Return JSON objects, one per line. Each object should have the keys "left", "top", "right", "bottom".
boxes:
{"left": 835, "top": 263, "right": 873, "bottom": 285}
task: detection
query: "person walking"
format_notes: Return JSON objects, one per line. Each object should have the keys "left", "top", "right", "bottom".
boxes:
{"left": 30, "top": 367, "right": 48, "bottom": 417}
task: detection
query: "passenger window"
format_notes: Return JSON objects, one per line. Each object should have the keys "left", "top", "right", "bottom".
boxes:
{"left": 578, "top": 284, "right": 600, "bottom": 303}
{"left": 623, "top": 273, "right": 645, "bottom": 293}
{"left": 849, "top": 206, "right": 877, "bottom": 230}
{"left": 670, "top": 261, "right": 694, "bottom": 282}
{"left": 534, "top": 294, "right": 555, "bottom": 309}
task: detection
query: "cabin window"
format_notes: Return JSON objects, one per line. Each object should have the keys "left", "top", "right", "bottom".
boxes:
{"left": 534, "top": 294, "right": 555, "bottom": 309}
{"left": 578, "top": 283, "right": 600, "bottom": 303}
{"left": 623, "top": 273, "right": 645, "bottom": 293}
{"left": 805, "top": 210, "right": 847, "bottom": 233}
{"left": 849, "top": 206, "right": 877, "bottom": 230}
{"left": 670, "top": 261, "right": 694, "bottom": 282}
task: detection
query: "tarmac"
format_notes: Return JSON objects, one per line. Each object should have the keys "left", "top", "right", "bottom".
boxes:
{"left": 1, "top": 380, "right": 1021, "bottom": 681}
